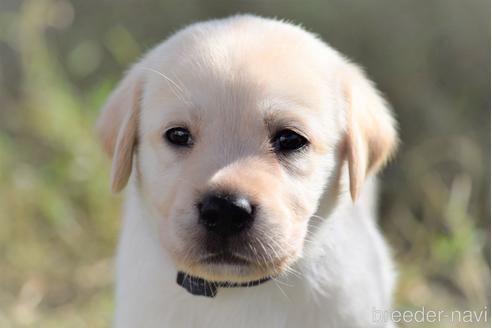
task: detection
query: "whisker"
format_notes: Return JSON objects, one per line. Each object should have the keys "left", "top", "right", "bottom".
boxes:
{"left": 284, "top": 265, "right": 302, "bottom": 277}
{"left": 141, "top": 67, "right": 184, "bottom": 93}
{"left": 310, "top": 214, "right": 325, "bottom": 221}
{"left": 141, "top": 67, "right": 191, "bottom": 105}
{"left": 272, "top": 277, "right": 290, "bottom": 300}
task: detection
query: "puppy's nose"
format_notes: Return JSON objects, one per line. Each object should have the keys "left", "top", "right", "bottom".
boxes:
{"left": 198, "top": 193, "right": 254, "bottom": 237}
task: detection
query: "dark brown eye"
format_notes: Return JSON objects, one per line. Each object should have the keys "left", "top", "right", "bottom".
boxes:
{"left": 165, "top": 127, "right": 193, "bottom": 147}
{"left": 272, "top": 129, "right": 308, "bottom": 152}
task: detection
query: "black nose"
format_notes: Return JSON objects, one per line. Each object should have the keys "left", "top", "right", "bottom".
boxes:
{"left": 198, "top": 193, "right": 255, "bottom": 237}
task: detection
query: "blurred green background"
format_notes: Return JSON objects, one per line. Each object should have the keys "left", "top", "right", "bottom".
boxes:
{"left": 0, "top": 0, "right": 489, "bottom": 327}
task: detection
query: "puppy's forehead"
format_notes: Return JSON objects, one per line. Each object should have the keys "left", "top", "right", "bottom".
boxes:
{"left": 141, "top": 17, "right": 345, "bottom": 140}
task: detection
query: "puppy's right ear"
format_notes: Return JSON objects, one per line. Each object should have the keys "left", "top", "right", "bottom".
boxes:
{"left": 96, "top": 65, "right": 143, "bottom": 193}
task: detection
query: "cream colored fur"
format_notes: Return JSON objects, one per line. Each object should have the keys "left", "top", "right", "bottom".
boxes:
{"left": 97, "top": 15, "right": 398, "bottom": 328}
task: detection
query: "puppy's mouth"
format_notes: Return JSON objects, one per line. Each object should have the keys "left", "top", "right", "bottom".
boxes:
{"left": 175, "top": 226, "right": 295, "bottom": 283}
{"left": 200, "top": 252, "right": 251, "bottom": 266}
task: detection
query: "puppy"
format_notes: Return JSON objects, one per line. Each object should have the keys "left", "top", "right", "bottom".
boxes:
{"left": 97, "top": 15, "right": 398, "bottom": 328}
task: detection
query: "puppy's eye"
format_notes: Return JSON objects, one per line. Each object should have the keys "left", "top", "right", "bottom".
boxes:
{"left": 165, "top": 127, "right": 193, "bottom": 147}
{"left": 272, "top": 129, "right": 308, "bottom": 152}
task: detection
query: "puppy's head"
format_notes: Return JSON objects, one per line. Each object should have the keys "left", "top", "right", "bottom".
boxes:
{"left": 96, "top": 16, "right": 397, "bottom": 282}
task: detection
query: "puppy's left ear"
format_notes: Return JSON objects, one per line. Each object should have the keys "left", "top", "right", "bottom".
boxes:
{"left": 96, "top": 64, "right": 143, "bottom": 193}
{"left": 340, "top": 64, "right": 398, "bottom": 201}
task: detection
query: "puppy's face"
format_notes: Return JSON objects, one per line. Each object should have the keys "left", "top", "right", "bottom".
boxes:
{"left": 138, "top": 49, "right": 342, "bottom": 282}
{"left": 97, "top": 16, "right": 397, "bottom": 282}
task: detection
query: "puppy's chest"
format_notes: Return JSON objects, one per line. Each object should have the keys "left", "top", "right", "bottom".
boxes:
{"left": 143, "top": 287, "right": 339, "bottom": 328}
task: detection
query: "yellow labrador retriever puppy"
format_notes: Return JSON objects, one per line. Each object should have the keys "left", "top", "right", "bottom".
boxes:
{"left": 97, "top": 15, "right": 398, "bottom": 328}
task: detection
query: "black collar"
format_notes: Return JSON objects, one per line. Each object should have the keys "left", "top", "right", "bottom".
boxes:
{"left": 176, "top": 271, "right": 271, "bottom": 297}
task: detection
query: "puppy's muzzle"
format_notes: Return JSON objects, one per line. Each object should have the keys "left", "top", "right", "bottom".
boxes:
{"left": 198, "top": 192, "right": 255, "bottom": 237}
